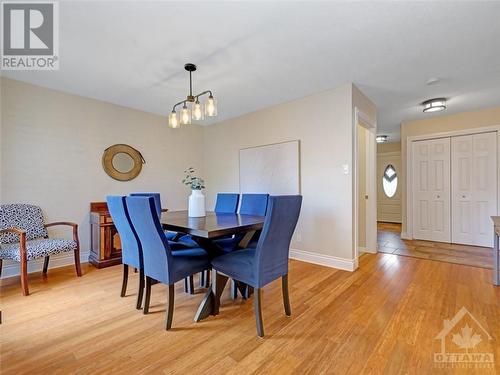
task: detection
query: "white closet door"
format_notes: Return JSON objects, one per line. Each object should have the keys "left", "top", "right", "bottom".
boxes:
{"left": 452, "top": 132, "right": 497, "bottom": 247}
{"left": 413, "top": 138, "right": 451, "bottom": 242}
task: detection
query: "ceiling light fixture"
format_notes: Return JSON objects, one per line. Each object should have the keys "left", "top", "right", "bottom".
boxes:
{"left": 376, "top": 135, "right": 389, "bottom": 143}
{"left": 168, "top": 63, "right": 217, "bottom": 128}
{"left": 422, "top": 98, "right": 446, "bottom": 113}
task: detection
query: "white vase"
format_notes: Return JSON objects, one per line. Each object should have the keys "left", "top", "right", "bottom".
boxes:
{"left": 188, "top": 189, "right": 206, "bottom": 217}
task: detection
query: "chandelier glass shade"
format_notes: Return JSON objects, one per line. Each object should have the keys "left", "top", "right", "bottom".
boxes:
{"left": 168, "top": 63, "right": 217, "bottom": 128}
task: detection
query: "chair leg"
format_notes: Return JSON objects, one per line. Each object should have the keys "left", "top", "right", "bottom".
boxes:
{"left": 42, "top": 256, "right": 50, "bottom": 275}
{"left": 0, "top": 259, "right": 2, "bottom": 278}
{"left": 137, "top": 269, "right": 145, "bottom": 310}
{"left": 183, "top": 276, "right": 194, "bottom": 294}
{"left": 204, "top": 269, "right": 210, "bottom": 288}
{"left": 245, "top": 286, "right": 254, "bottom": 299}
{"left": 236, "top": 282, "right": 249, "bottom": 300}
{"left": 230, "top": 279, "right": 238, "bottom": 299}
{"left": 254, "top": 288, "right": 264, "bottom": 337}
{"left": 21, "top": 257, "right": 29, "bottom": 296}
{"left": 165, "top": 284, "right": 175, "bottom": 330}
{"left": 282, "top": 274, "right": 291, "bottom": 316}
{"left": 184, "top": 275, "right": 194, "bottom": 294}
{"left": 143, "top": 276, "right": 152, "bottom": 314}
{"left": 74, "top": 245, "right": 82, "bottom": 277}
{"left": 120, "top": 264, "right": 128, "bottom": 297}
{"left": 200, "top": 271, "right": 205, "bottom": 288}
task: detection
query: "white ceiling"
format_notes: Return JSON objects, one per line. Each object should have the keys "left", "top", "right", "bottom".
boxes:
{"left": 4, "top": 1, "right": 500, "bottom": 141}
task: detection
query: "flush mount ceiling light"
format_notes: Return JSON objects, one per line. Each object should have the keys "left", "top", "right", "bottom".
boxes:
{"left": 422, "top": 98, "right": 446, "bottom": 113}
{"left": 376, "top": 135, "right": 389, "bottom": 143}
{"left": 168, "top": 63, "right": 218, "bottom": 129}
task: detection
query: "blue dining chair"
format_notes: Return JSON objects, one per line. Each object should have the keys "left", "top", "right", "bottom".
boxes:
{"left": 210, "top": 195, "right": 302, "bottom": 337}
{"left": 214, "top": 193, "right": 240, "bottom": 213}
{"left": 214, "top": 193, "right": 269, "bottom": 252}
{"left": 126, "top": 196, "right": 211, "bottom": 330}
{"left": 129, "top": 192, "right": 176, "bottom": 241}
{"left": 107, "top": 196, "right": 145, "bottom": 310}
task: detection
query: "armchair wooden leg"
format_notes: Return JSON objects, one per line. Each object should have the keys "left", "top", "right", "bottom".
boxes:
{"left": 120, "top": 264, "right": 128, "bottom": 297}
{"left": 254, "top": 288, "right": 264, "bottom": 337}
{"left": 21, "top": 258, "right": 29, "bottom": 296}
{"left": 42, "top": 256, "right": 50, "bottom": 275}
{"left": 165, "top": 284, "right": 175, "bottom": 330}
{"left": 143, "top": 276, "right": 152, "bottom": 314}
{"left": 137, "top": 269, "right": 145, "bottom": 310}
{"left": 282, "top": 274, "right": 291, "bottom": 316}
{"left": 73, "top": 246, "right": 82, "bottom": 277}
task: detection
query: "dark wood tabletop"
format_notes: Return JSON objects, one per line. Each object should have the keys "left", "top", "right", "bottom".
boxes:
{"left": 161, "top": 210, "right": 265, "bottom": 239}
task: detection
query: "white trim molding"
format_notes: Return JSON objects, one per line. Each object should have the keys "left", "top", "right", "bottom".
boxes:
{"left": 290, "top": 248, "right": 356, "bottom": 272}
{"left": 0, "top": 251, "right": 90, "bottom": 279}
{"left": 353, "top": 107, "right": 378, "bottom": 266}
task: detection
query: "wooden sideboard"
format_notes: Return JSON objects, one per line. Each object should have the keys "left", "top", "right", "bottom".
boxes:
{"left": 89, "top": 202, "right": 122, "bottom": 268}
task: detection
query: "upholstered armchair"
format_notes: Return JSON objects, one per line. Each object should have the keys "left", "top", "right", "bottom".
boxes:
{"left": 0, "top": 204, "right": 82, "bottom": 295}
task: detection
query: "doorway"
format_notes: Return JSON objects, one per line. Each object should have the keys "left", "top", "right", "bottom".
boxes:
{"left": 354, "top": 108, "right": 377, "bottom": 262}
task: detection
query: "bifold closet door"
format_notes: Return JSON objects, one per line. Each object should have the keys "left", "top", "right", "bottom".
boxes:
{"left": 452, "top": 132, "right": 497, "bottom": 247}
{"left": 413, "top": 138, "right": 451, "bottom": 242}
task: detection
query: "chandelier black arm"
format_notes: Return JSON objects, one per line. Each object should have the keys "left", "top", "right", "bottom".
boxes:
{"left": 195, "top": 90, "right": 213, "bottom": 99}
{"left": 172, "top": 100, "right": 187, "bottom": 112}
{"left": 172, "top": 91, "right": 213, "bottom": 112}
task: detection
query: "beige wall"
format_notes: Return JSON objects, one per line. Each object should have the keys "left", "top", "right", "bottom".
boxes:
{"left": 1, "top": 78, "right": 204, "bottom": 274}
{"left": 1, "top": 79, "right": 376, "bottom": 274}
{"left": 400, "top": 106, "right": 500, "bottom": 236}
{"left": 377, "top": 142, "right": 400, "bottom": 154}
{"left": 203, "top": 84, "right": 376, "bottom": 266}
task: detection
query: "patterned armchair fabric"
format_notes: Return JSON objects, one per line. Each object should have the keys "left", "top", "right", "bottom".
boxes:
{"left": 0, "top": 204, "right": 76, "bottom": 261}
{"left": 1, "top": 238, "right": 77, "bottom": 261}
{"left": 0, "top": 204, "right": 49, "bottom": 244}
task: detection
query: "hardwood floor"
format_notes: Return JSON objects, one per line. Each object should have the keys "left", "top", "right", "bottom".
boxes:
{"left": 1, "top": 256, "right": 499, "bottom": 374}
{"left": 378, "top": 222, "right": 494, "bottom": 269}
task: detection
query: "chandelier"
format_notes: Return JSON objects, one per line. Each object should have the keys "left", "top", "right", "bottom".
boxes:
{"left": 168, "top": 63, "right": 218, "bottom": 128}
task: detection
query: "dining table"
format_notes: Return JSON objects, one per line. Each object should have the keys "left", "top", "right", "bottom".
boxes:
{"left": 161, "top": 210, "right": 266, "bottom": 321}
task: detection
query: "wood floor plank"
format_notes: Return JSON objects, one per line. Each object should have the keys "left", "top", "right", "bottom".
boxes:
{"left": 1, "top": 253, "right": 499, "bottom": 374}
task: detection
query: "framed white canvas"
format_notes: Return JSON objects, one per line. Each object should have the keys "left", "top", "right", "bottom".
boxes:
{"left": 239, "top": 140, "right": 300, "bottom": 195}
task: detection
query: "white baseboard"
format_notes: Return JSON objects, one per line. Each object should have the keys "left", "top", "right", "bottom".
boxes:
{"left": 361, "top": 247, "right": 377, "bottom": 254}
{"left": 290, "top": 248, "right": 356, "bottom": 272}
{"left": 0, "top": 250, "right": 90, "bottom": 279}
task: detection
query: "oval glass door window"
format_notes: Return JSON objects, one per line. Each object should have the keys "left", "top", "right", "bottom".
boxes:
{"left": 382, "top": 164, "right": 398, "bottom": 198}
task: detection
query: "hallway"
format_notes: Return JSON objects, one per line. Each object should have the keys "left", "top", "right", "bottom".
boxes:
{"left": 377, "top": 222, "right": 493, "bottom": 269}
